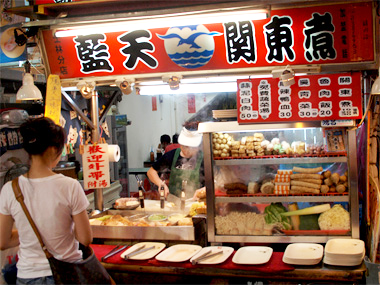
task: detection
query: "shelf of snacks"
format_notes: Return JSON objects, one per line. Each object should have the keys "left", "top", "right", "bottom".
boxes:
{"left": 214, "top": 155, "right": 347, "bottom": 165}
{"left": 198, "top": 121, "right": 359, "bottom": 243}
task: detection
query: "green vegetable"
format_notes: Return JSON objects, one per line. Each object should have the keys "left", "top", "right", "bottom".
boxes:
{"left": 299, "top": 214, "right": 320, "bottom": 230}
{"left": 264, "top": 203, "right": 292, "bottom": 230}
{"left": 148, "top": 214, "right": 167, "bottom": 221}
{"left": 282, "top": 221, "right": 292, "bottom": 230}
{"left": 281, "top": 204, "right": 331, "bottom": 217}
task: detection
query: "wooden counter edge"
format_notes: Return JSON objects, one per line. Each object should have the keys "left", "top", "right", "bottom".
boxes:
{"left": 101, "top": 262, "right": 366, "bottom": 282}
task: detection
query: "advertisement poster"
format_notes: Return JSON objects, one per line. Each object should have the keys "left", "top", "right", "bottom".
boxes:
{"left": 0, "top": 24, "right": 27, "bottom": 64}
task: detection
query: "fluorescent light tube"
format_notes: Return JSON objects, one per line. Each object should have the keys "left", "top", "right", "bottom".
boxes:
{"left": 55, "top": 9, "right": 268, "bottom": 37}
{"left": 138, "top": 82, "right": 237, "bottom": 95}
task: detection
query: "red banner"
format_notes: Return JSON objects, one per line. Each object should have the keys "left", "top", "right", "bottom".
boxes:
{"left": 41, "top": 2, "right": 374, "bottom": 80}
{"left": 237, "top": 72, "right": 362, "bottom": 124}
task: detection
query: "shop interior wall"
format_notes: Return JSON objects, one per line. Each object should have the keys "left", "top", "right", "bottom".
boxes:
{"left": 117, "top": 90, "right": 217, "bottom": 192}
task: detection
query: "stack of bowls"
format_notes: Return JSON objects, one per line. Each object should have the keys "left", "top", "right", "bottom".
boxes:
{"left": 323, "top": 239, "right": 365, "bottom": 266}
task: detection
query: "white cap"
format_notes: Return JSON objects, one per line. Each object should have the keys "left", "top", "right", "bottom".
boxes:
{"left": 178, "top": 127, "right": 202, "bottom": 147}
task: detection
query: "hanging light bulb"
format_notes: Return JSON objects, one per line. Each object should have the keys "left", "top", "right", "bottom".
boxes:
{"left": 16, "top": 61, "right": 43, "bottom": 101}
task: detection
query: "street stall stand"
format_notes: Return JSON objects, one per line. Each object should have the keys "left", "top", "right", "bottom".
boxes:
{"left": 5, "top": 0, "right": 380, "bottom": 283}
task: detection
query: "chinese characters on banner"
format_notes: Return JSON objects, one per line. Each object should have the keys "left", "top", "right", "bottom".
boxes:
{"left": 41, "top": 2, "right": 373, "bottom": 79}
{"left": 0, "top": 127, "right": 23, "bottom": 156}
{"left": 188, "top": 94, "right": 196, "bottom": 113}
{"left": 82, "top": 144, "right": 110, "bottom": 190}
{"left": 237, "top": 72, "right": 362, "bottom": 124}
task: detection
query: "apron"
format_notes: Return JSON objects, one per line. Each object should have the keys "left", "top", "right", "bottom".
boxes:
{"left": 168, "top": 148, "right": 203, "bottom": 198}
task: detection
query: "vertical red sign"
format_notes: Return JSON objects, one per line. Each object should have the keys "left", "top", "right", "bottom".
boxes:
{"left": 188, "top": 94, "right": 196, "bottom": 113}
{"left": 82, "top": 144, "right": 110, "bottom": 189}
{"left": 152, "top": 96, "right": 157, "bottom": 111}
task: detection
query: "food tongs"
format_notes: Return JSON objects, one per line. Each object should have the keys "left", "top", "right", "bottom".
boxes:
{"left": 101, "top": 244, "right": 128, "bottom": 262}
{"left": 191, "top": 249, "right": 224, "bottom": 265}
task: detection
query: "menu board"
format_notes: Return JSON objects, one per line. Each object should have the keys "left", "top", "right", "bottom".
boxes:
{"left": 237, "top": 72, "right": 362, "bottom": 124}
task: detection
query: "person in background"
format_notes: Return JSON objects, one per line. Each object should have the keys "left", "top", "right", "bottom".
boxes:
{"left": 159, "top": 134, "right": 171, "bottom": 151}
{"left": 165, "top": 133, "right": 180, "bottom": 153}
{"left": 147, "top": 127, "right": 205, "bottom": 199}
{"left": 0, "top": 117, "right": 92, "bottom": 285}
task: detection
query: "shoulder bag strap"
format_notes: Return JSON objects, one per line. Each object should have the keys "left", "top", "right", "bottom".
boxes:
{"left": 11, "top": 177, "right": 53, "bottom": 259}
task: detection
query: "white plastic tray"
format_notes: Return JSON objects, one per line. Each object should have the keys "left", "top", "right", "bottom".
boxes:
{"left": 323, "top": 252, "right": 365, "bottom": 266}
{"left": 232, "top": 246, "right": 273, "bottom": 265}
{"left": 155, "top": 244, "right": 202, "bottom": 262}
{"left": 190, "top": 246, "right": 233, "bottom": 265}
{"left": 283, "top": 243, "right": 324, "bottom": 265}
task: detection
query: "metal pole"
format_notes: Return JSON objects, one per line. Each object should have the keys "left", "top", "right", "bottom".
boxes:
{"left": 90, "top": 90, "right": 104, "bottom": 211}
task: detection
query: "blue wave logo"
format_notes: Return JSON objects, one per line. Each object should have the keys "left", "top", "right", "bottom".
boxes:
{"left": 157, "top": 25, "right": 222, "bottom": 69}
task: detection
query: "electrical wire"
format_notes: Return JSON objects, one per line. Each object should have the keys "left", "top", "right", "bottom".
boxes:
{"left": 351, "top": 93, "right": 373, "bottom": 131}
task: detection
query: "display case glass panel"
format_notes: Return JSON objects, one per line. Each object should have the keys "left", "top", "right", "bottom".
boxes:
{"left": 199, "top": 121, "right": 358, "bottom": 243}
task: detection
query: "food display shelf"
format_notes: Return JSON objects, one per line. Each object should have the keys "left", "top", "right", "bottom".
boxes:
{"left": 199, "top": 121, "right": 360, "bottom": 244}
{"left": 214, "top": 156, "right": 347, "bottom": 166}
{"left": 214, "top": 195, "right": 349, "bottom": 203}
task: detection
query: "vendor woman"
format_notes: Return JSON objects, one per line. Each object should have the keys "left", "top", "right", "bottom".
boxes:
{"left": 147, "top": 127, "right": 205, "bottom": 199}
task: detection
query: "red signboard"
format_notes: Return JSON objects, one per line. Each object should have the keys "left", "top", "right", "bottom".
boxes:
{"left": 41, "top": 2, "right": 374, "bottom": 79}
{"left": 237, "top": 72, "right": 362, "bottom": 124}
{"left": 82, "top": 144, "right": 110, "bottom": 190}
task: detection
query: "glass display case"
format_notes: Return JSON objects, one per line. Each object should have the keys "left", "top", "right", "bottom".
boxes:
{"left": 106, "top": 115, "right": 130, "bottom": 197}
{"left": 198, "top": 121, "right": 359, "bottom": 243}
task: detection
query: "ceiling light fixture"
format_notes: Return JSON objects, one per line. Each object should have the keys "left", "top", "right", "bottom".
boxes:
{"left": 163, "top": 75, "right": 182, "bottom": 90}
{"left": 115, "top": 77, "right": 135, "bottom": 95}
{"left": 77, "top": 80, "right": 95, "bottom": 99}
{"left": 272, "top": 65, "right": 321, "bottom": 79}
{"left": 16, "top": 60, "right": 43, "bottom": 101}
{"left": 280, "top": 67, "right": 295, "bottom": 87}
{"left": 54, "top": 7, "right": 269, "bottom": 37}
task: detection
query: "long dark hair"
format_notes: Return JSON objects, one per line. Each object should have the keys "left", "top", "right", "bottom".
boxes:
{"left": 20, "top": 117, "right": 65, "bottom": 156}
